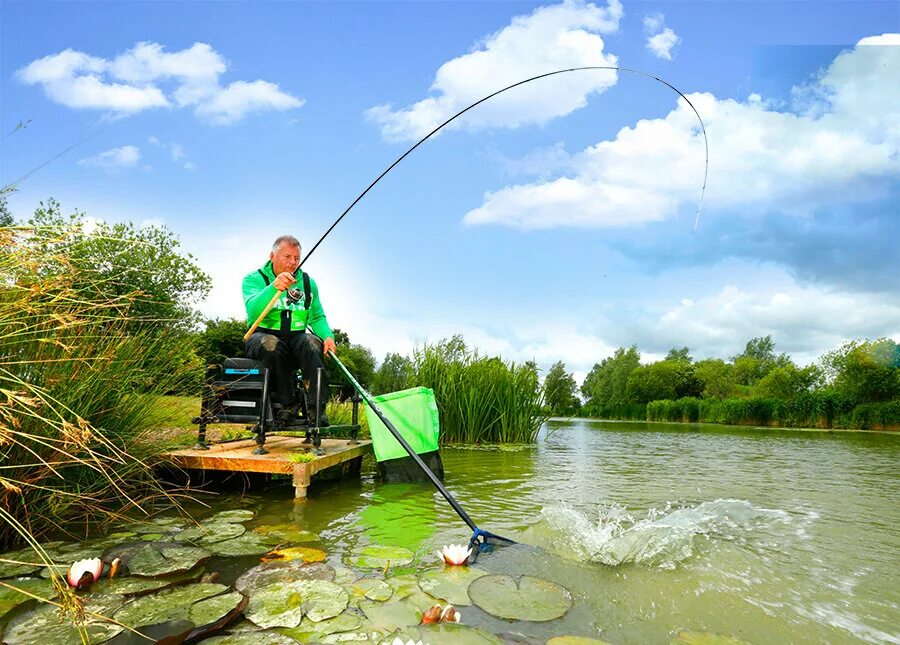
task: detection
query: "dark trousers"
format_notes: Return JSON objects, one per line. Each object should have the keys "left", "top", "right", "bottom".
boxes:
{"left": 244, "top": 330, "right": 329, "bottom": 409}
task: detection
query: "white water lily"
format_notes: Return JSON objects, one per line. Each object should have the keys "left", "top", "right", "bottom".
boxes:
{"left": 66, "top": 557, "right": 103, "bottom": 588}
{"left": 387, "top": 639, "right": 424, "bottom": 645}
{"left": 437, "top": 544, "right": 471, "bottom": 566}
{"left": 439, "top": 605, "right": 461, "bottom": 623}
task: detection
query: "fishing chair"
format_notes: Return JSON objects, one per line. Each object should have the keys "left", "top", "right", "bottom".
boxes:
{"left": 191, "top": 359, "right": 358, "bottom": 455}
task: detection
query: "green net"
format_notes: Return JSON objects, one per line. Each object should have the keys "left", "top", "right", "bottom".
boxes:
{"left": 365, "top": 387, "right": 440, "bottom": 462}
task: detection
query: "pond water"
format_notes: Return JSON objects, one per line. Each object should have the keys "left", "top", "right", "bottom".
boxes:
{"left": 2, "top": 420, "right": 898, "bottom": 644}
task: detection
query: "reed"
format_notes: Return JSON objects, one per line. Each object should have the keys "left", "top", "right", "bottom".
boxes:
{"left": 411, "top": 338, "right": 545, "bottom": 444}
{"left": 0, "top": 224, "right": 194, "bottom": 548}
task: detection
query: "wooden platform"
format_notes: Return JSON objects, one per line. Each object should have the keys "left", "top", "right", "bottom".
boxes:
{"left": 164, "top": 435, "right": 373, "bottom": 499}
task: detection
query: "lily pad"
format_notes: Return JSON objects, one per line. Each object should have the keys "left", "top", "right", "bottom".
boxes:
{"left": 419, "top": 566, "right": 488, "bottom": 606}
{"left": 202, "top": 633, "right": 301, "bottom": 644}
{"left": 246, "top": 579, "right": 349, "bottom": 628}
{"left": 347, "top": 545, "right": 414, "bottom": 569}
{"left": 92, "top": 566, "right": 204, "bottom": 595}
{"left": 348, "top": 578, "right": 393, "bottom": 602}
{"left": 400, "top": 623, "right": 505, "bottom": 645}
{"left": 254, "top": 524, "right": 319, "bottom": 544}
{"left": 468, "top": 574, "right": 572, "bottom": 622}
{"left": 127, "top": 543, "right": 212, "bottom": 576}
{"left": 384, "top": 574, "right": 421, "bottom": 600}
{"left": 0, "top": 578, "right": 53, "bottom": 618}
{"left": 671, "top": 632, "right": 753, "bottom": 645}
{"left": 0, "top": 551, "right": 42, "bottom": 578}
{"left": 278, "top": 612, "right": 365, "bottom": 640}
{"left": 548, "top": 638, "right": 616, "bottom": 645}
{"left": 190, "top": 590, "right": 247, "bottom": 625}
{"left": 359, "top": 599, "right": 420, "bottom": 631}
{"left": 209, "top": 532, "right": 274, "bottom": 557}
{"left": 3, "top": 593, "right": 126, "bottom": 644}
{"left": 178, "top": 522, "right": 246, "bottom": 545}
{"left": 261, "top": 546, "right": 327, "bottom": 564}
{"left": 235, "top": 561, "right": 336, "bottom": 595}
{"left": 209, "top": 509, "right": 256, "bottom": 523}
{"left": 332, "top": 566, "right": 357, "bottom": 586}
{"left": 113, "top": 582, "right": 227, "bottom": 627}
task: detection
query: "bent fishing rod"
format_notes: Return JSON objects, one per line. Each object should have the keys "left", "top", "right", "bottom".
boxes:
{"left": 244, "top": 66, "right": 710, "bottom": 340}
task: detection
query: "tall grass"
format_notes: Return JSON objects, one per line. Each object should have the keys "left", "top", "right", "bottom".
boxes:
{"left": 411, "top": 339, "right": 546, "bottom": 443}
{"left": 0, "top": 224, "right": 196, "bottom": 549}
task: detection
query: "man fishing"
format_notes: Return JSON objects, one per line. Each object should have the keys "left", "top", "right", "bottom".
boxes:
{"left": 242, "top": 235, "right": 337, "bottom": 426}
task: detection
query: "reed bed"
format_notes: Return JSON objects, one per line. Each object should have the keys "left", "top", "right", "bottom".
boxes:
{"left": 0, "top": 224, "right": 195, "bottom": 549}
{"left": 411, "top": 339, "right": 546, "bottom": 444}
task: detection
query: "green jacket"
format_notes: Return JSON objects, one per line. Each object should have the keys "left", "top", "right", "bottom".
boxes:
{"left": 242, "top": 261, "right": 334, "bottom": 339}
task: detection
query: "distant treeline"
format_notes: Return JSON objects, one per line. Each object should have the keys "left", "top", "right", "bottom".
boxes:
{"left": 566, "top": 337, "right": 900, "bottom": 430}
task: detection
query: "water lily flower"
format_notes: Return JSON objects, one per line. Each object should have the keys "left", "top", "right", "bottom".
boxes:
{"left": 439, "top": 605, "right": 461, "bottom": 623}
{"left": 387, "top": 639, "right": 424, "bottom": 645}
{"left": 66, "top": 557, "right": 103, "bottom": 589}
{"left": 437, "top": 544, "right": 471, "bottom": 566}
{"left": 421, "top": 604, "right": 442, "bottom": 624}
{"left": 108, "top": 557, "right": 121, "bottom": 579}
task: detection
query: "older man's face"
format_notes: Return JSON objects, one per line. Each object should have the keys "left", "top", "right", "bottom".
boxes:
{"left": 271, "top": 242, "right": 301, "bottom": 275}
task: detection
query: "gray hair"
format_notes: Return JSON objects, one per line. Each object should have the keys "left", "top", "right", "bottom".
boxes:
{"left": 272, "top": 235, "right": 301, "bottom": 252}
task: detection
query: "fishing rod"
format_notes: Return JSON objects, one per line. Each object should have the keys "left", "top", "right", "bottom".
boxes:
{"left": 299, "top": 65, "right": 709, "bottom": 269}
{"left": 329, "top": 350, "right": 515, "bottom": 558}
{"left": 246, "top": 66, "right": 709, "bottom": 339}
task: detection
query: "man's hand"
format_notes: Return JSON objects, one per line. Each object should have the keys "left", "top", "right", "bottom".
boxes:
{"left": 323, "top": 337, "right": 336, "bottom": 356}
{"left": 274, "top": 272, "right": 296, "bottom": 291}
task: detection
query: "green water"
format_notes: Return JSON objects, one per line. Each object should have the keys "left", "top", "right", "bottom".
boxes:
{"left": 5, "top": 420, "right": 898, "bottom": 644}
{"left": 228, "top": 420, "right": 899, "bottom": 644}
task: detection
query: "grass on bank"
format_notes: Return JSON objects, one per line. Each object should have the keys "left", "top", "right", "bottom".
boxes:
{"left": 0, "top": 224, "right": 196, "bottom": 549}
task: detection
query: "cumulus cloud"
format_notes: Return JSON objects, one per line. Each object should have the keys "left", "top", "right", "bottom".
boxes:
{"left": 366, "top": 0, "right": 623, "bottom": 142}
{"left": 16, "top": 42, "right": 303, "bottom": 124}
{"left": 642, "top": 13, "right": 680, "bottom": 60}
{"left": 78, "top": 145, "right": 142, "bottom": 170}
{"left": 647, "top": 28, "right": 680, "bottom": 60}
{"left": 634, "top": 281, "right": 900, "bottom": 365}
{"left": 464, "top": 33, "right": 900, "bottom": 229}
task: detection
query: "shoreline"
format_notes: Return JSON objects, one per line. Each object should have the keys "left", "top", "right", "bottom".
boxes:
{"left": 546, "top": 416, "right": 900, "bottom": 435}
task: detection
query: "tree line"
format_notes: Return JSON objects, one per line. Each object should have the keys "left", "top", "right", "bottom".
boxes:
{"left": 541, "top": 336, "right": 900, "bottom": 429}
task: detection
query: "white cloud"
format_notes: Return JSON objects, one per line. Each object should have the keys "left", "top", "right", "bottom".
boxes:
{"left": 642, "top": 13, "right": 665, "bottom": 34}
{"left": 641, "top": 281, "right": 900, "bottom": 365}
{"left": 642, "top": 13, "right": 680, "bottom": 60}
{"left": 464, "top": 34, "right": 900, "bottom": 229}
{"left": 183, "top": 161, "right": 197, "bottom": 171}
{"left": 647, "top": 28, "right": 680, "bottom": 60}
{"left": 78, "top": 145, "right": 142, "bottom": 170}
{"left": 366, "top": 0, "right": 623, "bottom": 142}
{"left": 195, "top": 80, "right": 305, "bottom": 125}
{"left": 16, "top": 41, "right": 303, "bottom": 124}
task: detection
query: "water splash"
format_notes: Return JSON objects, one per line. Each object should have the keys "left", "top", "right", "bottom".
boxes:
{"left": 528, "top": 499, "right": 792, "bottom": 569}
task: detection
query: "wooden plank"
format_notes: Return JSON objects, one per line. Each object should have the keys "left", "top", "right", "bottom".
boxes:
{"left": 164, "top": 438, "right": 373, "bottom": 483}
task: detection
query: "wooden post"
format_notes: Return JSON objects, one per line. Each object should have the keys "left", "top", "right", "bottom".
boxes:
{"left": 293, "top": 462, "right": 310, "bottom": 499}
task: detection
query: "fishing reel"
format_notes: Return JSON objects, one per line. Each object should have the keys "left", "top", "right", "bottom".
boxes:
{"left": 285, "top": 288, "right": 303, "bottom": 305}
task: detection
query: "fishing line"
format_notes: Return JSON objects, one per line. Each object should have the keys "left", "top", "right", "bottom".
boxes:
{"left": 2, "top": 131, "right": 101, "bottom": 193}
{"left": 300, "top": 65, "right": 709, "bottom": 267}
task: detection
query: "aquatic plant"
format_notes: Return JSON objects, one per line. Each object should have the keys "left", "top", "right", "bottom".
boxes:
{"left": 436, "top": 544, "right": 471, "bottom": 566}
{"left": 66, "top": 557, "right": 103, "bottom": 589}
{"left": 412, "top": 337, "right": 546, "bottom": 444}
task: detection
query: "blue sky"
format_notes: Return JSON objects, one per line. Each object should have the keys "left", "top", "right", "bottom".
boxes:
{"left": 2, "top": 0, "right": 898, "bottom": 381}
